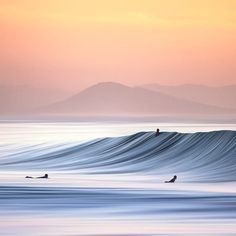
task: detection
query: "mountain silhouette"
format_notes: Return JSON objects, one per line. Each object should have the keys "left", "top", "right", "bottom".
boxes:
{"left": 40, "top": 82, "right": 235, "bottom": 116}
{"left": 141, "top": 84, "right": 236, "bottom": 109}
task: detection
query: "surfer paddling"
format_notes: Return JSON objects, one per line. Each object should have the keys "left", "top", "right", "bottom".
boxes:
{"left": 165, "top": 175, "right": 177, "bottom": 183}
{"left": 25, "top": 174, "right": 49, "bottom": 179}
{"left": 37, "top": 174, "right": 48, "bottom": 179}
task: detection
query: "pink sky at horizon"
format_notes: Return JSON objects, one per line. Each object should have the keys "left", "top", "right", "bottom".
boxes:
{"left": 0, "top": 0, "right": 235, "bottom": 92}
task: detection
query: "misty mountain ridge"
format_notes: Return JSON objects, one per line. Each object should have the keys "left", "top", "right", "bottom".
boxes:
{"left": 39, "top": 82, "right": 236, "bottom": 116}
{"left": 0, "top": 86, "right": 70, "bottom": 115}
{"left": 1, "top": 82, "right": 235, "bottom": 119}
{"left": 140, "top": 83, "right": 236, "bottom": 109}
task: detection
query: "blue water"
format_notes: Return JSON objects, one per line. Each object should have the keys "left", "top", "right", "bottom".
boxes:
{"left": 0, "top": 122, "right": 236, "bottom": 235}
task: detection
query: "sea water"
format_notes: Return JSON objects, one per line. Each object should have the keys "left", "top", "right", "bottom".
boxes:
{"left": 0, "top": 121, "right": 236, "bottom": 236}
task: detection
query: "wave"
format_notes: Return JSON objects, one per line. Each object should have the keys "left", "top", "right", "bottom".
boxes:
{"left": 1, "top": 130, "right": 236, "bottom": 182}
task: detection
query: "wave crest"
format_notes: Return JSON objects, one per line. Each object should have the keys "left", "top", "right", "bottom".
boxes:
{"left": 1, "top": 131, "right": 236, "bottom": 182}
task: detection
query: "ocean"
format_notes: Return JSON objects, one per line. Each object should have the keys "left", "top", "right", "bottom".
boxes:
{"left": 0, "top": 122, "right": 236, "bottom": 236}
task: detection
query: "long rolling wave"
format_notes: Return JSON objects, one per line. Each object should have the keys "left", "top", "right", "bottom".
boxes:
{"left": 1, "top": 130, "right": 236, "bottom": 182}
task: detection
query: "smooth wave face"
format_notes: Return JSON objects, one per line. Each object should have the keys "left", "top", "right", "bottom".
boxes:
{"left": 1, "top": 130, "right": 236, "bottom": 182}
{"left": 1, "top": 128, "right": 236, "bottom": 235}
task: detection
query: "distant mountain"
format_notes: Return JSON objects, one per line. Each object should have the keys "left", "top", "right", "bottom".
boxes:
{"left": 140, "top": 84, "right": 236, "bottom": 109}
{"left": 0, "top": 86, "right": 70, "bottom": 115}
{"left": 40, "top": 82, "right": 235, "bottom": 116}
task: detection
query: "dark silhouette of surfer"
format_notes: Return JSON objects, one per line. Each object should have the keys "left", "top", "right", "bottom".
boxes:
{"left": 25, "top": 174, "right": 49, "bottom": 179}
{"left": 155, "top": 128, "right": 160, "bottom": 136}
{"left": 25, "top": 176, "right": 33, "bottom": 179}
{"left": 165, "top": 175, "right": 177, "bottom": 183}
{"left": 36, "top": 174, "right": 48, "bottom": 179}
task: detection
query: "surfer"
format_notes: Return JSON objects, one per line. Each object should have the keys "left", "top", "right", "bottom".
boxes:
{"left": 25, "top": 174, "right": 49, "bottom": 179}
{"left": 36, "top": 174, "right": 48, "bottom": 179}
{"left": 155, "top": 128, "right": 160, "bottom": 136}
{"left": 165, "top": 175, "right": 177, "bottom": 183}
{"left": 25, "top": 176, "right": 33, "bottom": 178}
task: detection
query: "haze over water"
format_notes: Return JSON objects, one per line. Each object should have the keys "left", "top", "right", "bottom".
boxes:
{"left": 1, "top": 121, "right": 236, "bottom": 144}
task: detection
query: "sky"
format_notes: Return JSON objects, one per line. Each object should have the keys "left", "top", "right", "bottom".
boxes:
{"left": 0, "top": 0, "right": 235, "bottom": 92}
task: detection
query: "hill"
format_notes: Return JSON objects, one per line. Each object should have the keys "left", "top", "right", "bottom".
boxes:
{"left": 41, "top": 82, "right": 235, "bottom": 116}
{"left": 141, "top": 84, "right": 236, "bottom": 109}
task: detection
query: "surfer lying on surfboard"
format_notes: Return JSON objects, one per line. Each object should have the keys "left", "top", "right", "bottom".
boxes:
{"left": 25, "top": 174, "right": 49, "bottom": 179}
{"left": 165, "top": 175, "right": 177, "bottom": 183}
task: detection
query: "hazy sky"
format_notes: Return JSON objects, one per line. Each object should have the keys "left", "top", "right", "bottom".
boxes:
{"left": 0, "top": 0, "right": 235, "bottom": 91}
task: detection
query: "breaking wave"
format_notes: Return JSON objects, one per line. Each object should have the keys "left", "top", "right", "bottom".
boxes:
{"left": 1, "top": 130, "right": 236, "bottom": 182}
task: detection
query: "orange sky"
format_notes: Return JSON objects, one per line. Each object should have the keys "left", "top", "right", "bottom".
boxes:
{"left": 0, "top": 0, "right": 235, "bottom": 91}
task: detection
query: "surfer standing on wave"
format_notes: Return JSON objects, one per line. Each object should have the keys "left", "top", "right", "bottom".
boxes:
{"left": 155, "top": 128, "right": 160, "bottom": 136}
